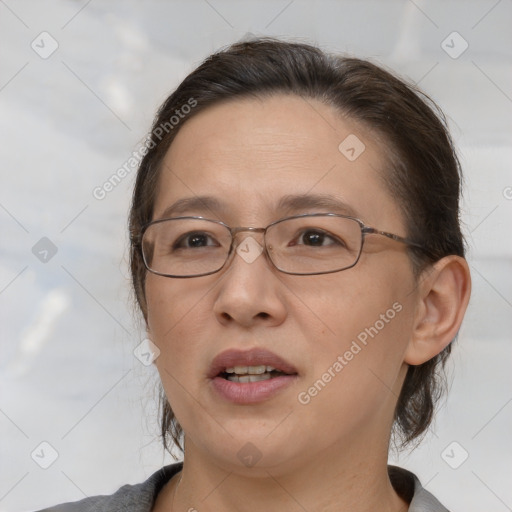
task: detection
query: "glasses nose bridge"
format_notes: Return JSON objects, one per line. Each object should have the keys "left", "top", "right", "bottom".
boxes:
{"left": 229, "top": 225, "right": 267, "bottom": 243}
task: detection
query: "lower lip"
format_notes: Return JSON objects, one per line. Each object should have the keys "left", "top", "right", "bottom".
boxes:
{"left": 211, "top": 375, "right": 297, "bottom": 404}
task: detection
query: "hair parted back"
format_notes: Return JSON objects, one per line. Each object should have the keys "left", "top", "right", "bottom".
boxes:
{"left": 129, "top": 36, "right": 465, "bottom": 454}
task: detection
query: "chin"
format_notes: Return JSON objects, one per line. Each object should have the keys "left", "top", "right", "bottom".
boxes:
{"left": 186, "top": 423, "right": 309, "bottom": 476}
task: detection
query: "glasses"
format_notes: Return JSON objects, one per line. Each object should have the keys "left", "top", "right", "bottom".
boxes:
{"left": 139, "top": 213, "right": 425, "bottom": 278}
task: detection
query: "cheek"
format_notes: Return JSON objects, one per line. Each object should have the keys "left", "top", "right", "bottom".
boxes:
{"left": 145, "top": 274, "right": 207, "bottom": 339}
{"left": 145, "top": 277, "right": 208, "bottom": 424}
{"left": 292, "top": 262, "right": 415, "bottom": 406}
{"left": 302, "top": 292, "right": 410, "bottom": 392}
{"left": 292, "top": 257, "right": 412, "bottom": 347}
{"left": 145, "top": 275, "right": 218, "bottom": 390}
{"left": 294, "top": 301, "right": 412, "bottom": 447}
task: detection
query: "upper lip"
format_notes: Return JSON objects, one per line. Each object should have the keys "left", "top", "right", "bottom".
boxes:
{"left": 208, "top": 348, "right": 298, "bottom": 378}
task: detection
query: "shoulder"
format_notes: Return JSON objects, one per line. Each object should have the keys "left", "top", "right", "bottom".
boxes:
{"left": 35, "top": 463, "right": 182, "bottom": 512}
{"left": 388, "top": 465, "right": 450, "bottom": 512}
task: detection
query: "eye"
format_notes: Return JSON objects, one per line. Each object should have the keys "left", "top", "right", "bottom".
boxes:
{"left": 293, "top": 229, "right": 345, "bottom": 247}
{"left": 173, "top": 231, "right": 219, "bottom": 249}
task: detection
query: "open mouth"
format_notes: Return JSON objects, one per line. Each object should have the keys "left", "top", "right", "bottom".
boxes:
{"left": 219, "top": 365, "right": 293, "bottom": 383}
{"left": 209, "top": 348, "right": 299, "bottom": 404}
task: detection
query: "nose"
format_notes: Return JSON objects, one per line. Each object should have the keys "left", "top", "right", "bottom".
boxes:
{"left": 212, "top": 234, "right": 287, "bottom": 328}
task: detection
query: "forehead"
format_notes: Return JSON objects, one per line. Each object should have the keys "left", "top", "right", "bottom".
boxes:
{"left": 154, "top": 94, "right": 402, "bottom": 229}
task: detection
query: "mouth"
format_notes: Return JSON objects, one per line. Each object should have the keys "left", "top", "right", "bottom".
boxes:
{"left": 208, "top": 348, "right": 299, "bottom": 404}
{"left": 220, "top": 365, "right": 291, "bottom": 383}
{"left": 209, "top": 348, "right": 298, "bottom": 380}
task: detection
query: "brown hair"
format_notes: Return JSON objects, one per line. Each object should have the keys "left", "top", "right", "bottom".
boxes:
{"left": 129, "top": 37, "right": 465, "bottom": 453}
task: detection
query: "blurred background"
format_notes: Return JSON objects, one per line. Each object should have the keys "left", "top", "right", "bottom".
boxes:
{"left": 1, "top": 1, "right": 511, "bottom": 510}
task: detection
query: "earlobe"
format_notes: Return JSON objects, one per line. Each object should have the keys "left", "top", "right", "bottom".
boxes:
{"left": 404, "top": 255, "right": 471, "bottom": 366}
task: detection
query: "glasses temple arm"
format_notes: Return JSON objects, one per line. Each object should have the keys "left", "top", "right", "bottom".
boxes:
{"left": 362, "top": 227, "right": 425, "bottom": 250}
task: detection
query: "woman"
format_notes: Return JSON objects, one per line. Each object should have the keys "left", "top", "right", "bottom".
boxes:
{"left": 40, "top": 37, "right": 471, "bottom": 511}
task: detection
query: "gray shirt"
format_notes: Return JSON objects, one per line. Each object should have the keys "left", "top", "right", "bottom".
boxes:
{"left": 36, "top": 463, "right": 449, "bottom": 511}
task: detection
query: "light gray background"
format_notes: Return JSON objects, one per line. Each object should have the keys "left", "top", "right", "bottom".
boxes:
{"left": 1, "top": 1, "right": 511, "bottom": 510}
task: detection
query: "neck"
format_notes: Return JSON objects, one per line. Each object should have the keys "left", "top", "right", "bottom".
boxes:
{"left": 158, "top": 435, "right": 408, "bottom": 512}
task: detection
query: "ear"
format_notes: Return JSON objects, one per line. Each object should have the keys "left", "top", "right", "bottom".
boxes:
{"left": 404, "top": 255, "right": 471, "bottom": 366}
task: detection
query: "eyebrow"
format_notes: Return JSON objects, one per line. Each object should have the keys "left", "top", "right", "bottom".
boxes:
{"left": 277, "top": 193, "right": 359, "bottom": 218}
{"left": 157, "top": 193, "right": 360, "bottom": 221}
{"left": 158, "top": 196, "right": 225, "bottom": 219}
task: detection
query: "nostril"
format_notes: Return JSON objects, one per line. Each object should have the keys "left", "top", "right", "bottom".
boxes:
{"left": 257, "top": 312, "right": 270, "bottom": 319}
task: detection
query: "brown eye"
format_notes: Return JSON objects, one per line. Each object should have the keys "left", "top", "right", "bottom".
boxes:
{"left": 301, "top": 230, "right": 327, "bottom": 246}
{"left": 293, "top": 229, "right": 345, "bottom": 247}
{"left": 173, "top": 232, "right": 218, "bottom": 249}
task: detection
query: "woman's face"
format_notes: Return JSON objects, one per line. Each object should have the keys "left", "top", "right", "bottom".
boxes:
{"left": 146, "top": 94, "right": 419, "bottom": 474}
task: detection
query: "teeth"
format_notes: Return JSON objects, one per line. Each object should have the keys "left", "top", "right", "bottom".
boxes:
{"left": 225, "top": 365, "right": 276, "bottom": 375}
{"left": 227, "top": 373, "right": 272, "bottom": 383}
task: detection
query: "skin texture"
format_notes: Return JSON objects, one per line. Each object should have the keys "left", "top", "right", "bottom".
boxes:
{"left": 147, "top": 94, "right": 471, "bottom": 511}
